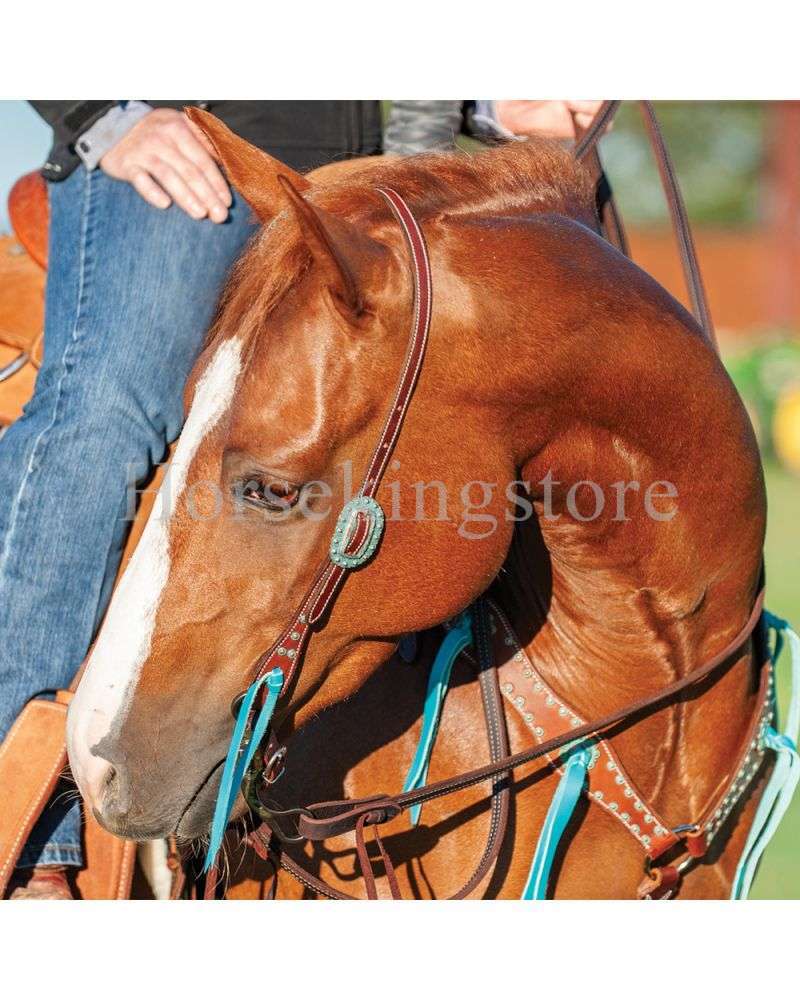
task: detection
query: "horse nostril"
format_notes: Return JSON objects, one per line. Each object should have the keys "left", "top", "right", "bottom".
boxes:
{"left": 103, "top": 764, "right": 118, "bottom": 794}
{"left": 82, "top": 755, "right": 124, "bottom": 815}
{"left": 90, "top": 759, "right": 131, "bottom": 831}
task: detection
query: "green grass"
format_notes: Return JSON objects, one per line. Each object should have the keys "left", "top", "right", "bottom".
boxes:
{"left": 750, "top": 460, "right": 800, "bottom": 898}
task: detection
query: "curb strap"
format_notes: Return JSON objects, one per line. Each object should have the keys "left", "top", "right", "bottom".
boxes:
{"left": 296, "top": 590, "right": 765, "bottom": 843}
{"left": 731, "top": 613, "right": 800, "bottom": 899}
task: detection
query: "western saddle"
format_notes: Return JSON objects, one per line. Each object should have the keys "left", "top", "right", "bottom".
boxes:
{"left": 0, "top": 172, "right": 48, "bottom": 426}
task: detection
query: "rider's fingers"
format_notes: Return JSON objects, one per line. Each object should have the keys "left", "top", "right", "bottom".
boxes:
{"left": 130, "top": 169, "right": 171, "bottom": 211}
{"left": 173, "top": 134, "right": 231, "bottom": 214}
{"left": 566, "top": 100, "right": 604, "bottom": 115}
{"left": 166, "top": 151, "right": 229, "bottom": 222}
{"left": 147, "top": 158, "right": 206, "bottom": 219}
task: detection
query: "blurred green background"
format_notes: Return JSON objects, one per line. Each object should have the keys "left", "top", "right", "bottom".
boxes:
{"left": 576, "top": 102, "right": 800, "bottom": 898}
{"left": 555, "top": 102, "right": 800, "bottom": 898}
{"left": 1, "top": 101, "right": 798, "bottom": 897}
{"left": 601, "top": 102, "right": 767, "bottom": 226}
{"left": 756, "top": 461, "right": 799, "bottom": 897}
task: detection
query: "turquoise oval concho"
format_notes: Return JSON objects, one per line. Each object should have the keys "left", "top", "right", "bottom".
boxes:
{"left": 329, "top": 495, "right": 385, "bottom": 569}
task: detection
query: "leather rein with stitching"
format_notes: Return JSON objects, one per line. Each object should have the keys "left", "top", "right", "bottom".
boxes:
{"left": 576, "top": 100, "right": 715, "bottom": 350}
{"left": 204, "top": 105, "right": 764, "bottom": 899}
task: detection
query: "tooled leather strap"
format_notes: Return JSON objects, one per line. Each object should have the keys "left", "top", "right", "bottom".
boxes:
{"left": 246, "top": 187, "right": 432, "bottom": 697}
{"left": 646, "top": 620, "right": 774, "bottom": 867}
{"left": 636, "top": 652, "right": 773, "bottom": 899}
{"left": 573, "top": 100, "right": 716, "bottom": 351}
{"left": 296, "top": 589, "right": 766, "bottom": 842}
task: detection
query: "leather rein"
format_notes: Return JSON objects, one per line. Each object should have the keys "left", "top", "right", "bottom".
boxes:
{"left": 202, "top": 105, "right": 765, "bottom": 900}
{"left": 575, "top": 100, "right": 715, "bottom": 349}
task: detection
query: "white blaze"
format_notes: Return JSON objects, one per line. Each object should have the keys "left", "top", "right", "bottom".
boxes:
{"left": 67, "top": 337, "right": 243, "bottom": 787}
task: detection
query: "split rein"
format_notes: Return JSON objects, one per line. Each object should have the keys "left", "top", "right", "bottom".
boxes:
{"left": 574, "top": 100, "right": 715, "bottom": 349}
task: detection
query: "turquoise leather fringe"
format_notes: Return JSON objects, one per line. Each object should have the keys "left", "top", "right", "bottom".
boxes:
{"left": 204, "top": 667, "right": 284, "bottom": 872}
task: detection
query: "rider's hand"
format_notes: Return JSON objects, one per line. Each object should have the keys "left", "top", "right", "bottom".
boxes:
{"left": 100, "top": 108, "right": 232, "bottom": 223}
{"left": 494, "top": 101, "right": 606, "bottom": 140}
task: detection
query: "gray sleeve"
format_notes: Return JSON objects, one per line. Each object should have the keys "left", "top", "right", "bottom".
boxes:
{"left": 469, "top": 100, "right": 518, "bottom": 142}
{"left": 75, "top": 101, "right": 153, "bottom": 170}
{"left": 383, "top": 101, "right": 464, "bottom": 155}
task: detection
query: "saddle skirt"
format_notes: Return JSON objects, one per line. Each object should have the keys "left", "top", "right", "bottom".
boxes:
{"left": 0, "top": 172, "right": 48, "bottom": 426}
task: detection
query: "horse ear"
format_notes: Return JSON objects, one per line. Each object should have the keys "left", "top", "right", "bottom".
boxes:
{"left": 277, "top": 174, "right": 387, "bottom": 318}
{"left": 184, "top": 107, "right": 311, "bottom": 221}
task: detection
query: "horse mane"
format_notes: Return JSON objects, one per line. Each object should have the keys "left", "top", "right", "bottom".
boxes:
{"left": 319, "top": 138, "right": 596, "bottom": 225}
{"left": 207, "top": 139, "right": 595, "bottom": 350}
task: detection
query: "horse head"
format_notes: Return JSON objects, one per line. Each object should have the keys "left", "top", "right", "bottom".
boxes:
{"left": 66, "top": 112, "right": 595, "bottom": 839}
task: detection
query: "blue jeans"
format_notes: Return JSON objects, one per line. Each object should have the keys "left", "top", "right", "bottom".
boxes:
{"left": 0, "top": 166, "right": 256, "bottom": 866}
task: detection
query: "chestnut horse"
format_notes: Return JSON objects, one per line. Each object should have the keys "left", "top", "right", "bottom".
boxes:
{"left": 66, "top": 110, "right": 766, "bottom": 898}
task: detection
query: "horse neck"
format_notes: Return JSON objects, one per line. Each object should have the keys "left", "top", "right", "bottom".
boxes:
{"left": 488, "top": 288, "right": 766, "bottom": 819}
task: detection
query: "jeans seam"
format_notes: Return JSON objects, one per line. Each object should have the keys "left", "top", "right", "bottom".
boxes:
{"left": 21, "top": 842, "right": 80, "bottom": 851}
{"left": 0, "top": 169, "right": 97, "bottom": 582}
{"left": 17, "top": 844, "right": 83, "bottom": 868}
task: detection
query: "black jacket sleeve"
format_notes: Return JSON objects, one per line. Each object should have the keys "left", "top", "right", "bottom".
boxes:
{"left": 29, "top": 101, "right": 117, "bottom": 181}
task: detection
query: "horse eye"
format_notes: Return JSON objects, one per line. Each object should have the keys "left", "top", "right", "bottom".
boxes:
{"left": 240, "top": 477, "right": 302, "bottom": 513}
